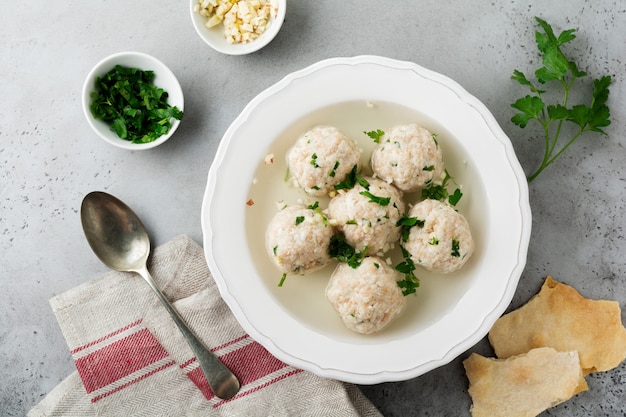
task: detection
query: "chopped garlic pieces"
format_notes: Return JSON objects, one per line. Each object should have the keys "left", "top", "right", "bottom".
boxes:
{"left": 193, "top": 0, "right": 277, "bottom": 44}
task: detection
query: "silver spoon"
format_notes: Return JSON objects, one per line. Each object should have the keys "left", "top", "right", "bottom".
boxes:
{"left": 80, "top": 191, "right": 240, "bottom": 400}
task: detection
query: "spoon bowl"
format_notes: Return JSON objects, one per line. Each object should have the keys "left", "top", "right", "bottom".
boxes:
{"left": 81, "top": 192, "right": 150, "bottom": 272}
{"left": 80, "top": 191, "right": 240, "bottom": 400}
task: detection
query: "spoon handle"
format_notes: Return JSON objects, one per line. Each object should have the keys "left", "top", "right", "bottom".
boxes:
{"left": 137, "top": 265, "right": 241, "bottom": 400}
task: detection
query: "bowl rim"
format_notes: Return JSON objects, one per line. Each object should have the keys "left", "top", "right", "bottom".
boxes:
{"left": 201, "top": 55, "right": 532, "bottom": 383}
{"left": 189, "top": 0, "right": 286, "bottom": 55}
{"left": 81, "top": 51, "right": 184, "bottom": 150}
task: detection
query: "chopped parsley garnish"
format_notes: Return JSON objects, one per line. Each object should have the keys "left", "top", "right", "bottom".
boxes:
{"left": 359, "top": 191, "right": 390, "bottom": 206}
{"left": 364, "top": 129, "right": 385, "bottom": 143}
{"left": 333, "top": 165, "right": 369, "bottom": 190}
{"left": 295, "top": 216, "right": 305, "bottom": 226}
{"left": 451, "top": 238, "right": 461, "bottom": 257}
{"left": 448, "top": 188, "right": 463, "bottom": 206}
{"left": 356, "top": 175, "right": 370, "bottom": 189}
{"left": 310, "top": 153, "right": 319, "bottom": 168}
{"left": 308, "top": 201, "right": 328, "bottom": 226}
{"left": 396, "top": 246, "right": 420, "bottom": 296}
{"left": 396, "top": 214, "right": 425, "bottom": 243}
{"left": 429, "top": 237, "right": 439, "bottom": 245}
{"left": 432, "top": 133, "right": 439, "bottom": 146}
{"left": 422, "top": 182, "right": 447, "bottom": 201}
{"left": 422, "top": 169, "right": 463, "bottom": 206}
{"left": 329, "top": 161, "right": 340, "bottom": 177}
{"left": 278, "top": 273, "right": 287, "bottom": 287}
{"left": 273, "top": 245, "right": 278, "bottom": 255}
{"left": 423, "top": 165, "right": 435, "bottom": 171}
{"left": 329, "top": 235, "right": 367, "bottom": 268}
{"left": 334, "top": 165, "right": 358, "bottom": 190}
{"left": 89, "top": 65, "right": 183, "bottom": 143}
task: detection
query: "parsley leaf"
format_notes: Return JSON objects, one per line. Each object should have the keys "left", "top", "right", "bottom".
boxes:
{"left": 333, "top": 165, "right": 369, "bottom": 191}
{"left": 356, "top": 175, "right": 370, "bottom": 189}
{"left": 451, "top": 238, "right": 461, "bottom": 257}
{"left": 310, "top": 153, "right": 320, "bottom": 168}
{"left": 329, "top": 235, "right": 367, "bottom": 268}
{"left": 396, "top": 213, "right": 424, "bottom": 243}
{"left": 396, "top": 246, "right": 420, "bottom": 296}
{"left": 511, "top": 95, "right": 544, "bottom": 128}
{"left": 89, "top": 65, "right": 183, "bottom": 143}
{"left": 333, "top": 165, "right": 387, "bottom": 205}
{"left": 359, "top": 191, "right": 390, "bottom": 206}
{"left": 448, "top": 188, "right": 463, "bottom": 206}
{"left": 421, "top": 169, "right": 463, "bottom": 206}
{"left": 308, "top": 201, "right": 328, "bottom": 226}
{"left": 334, "top": 165, "right": 359, "bottom": 190}
{"left": 511, "top": 17, "right": 612, "bottom": 182}
{"left": 364, "top": 129, "right": 385, "bottom": 143}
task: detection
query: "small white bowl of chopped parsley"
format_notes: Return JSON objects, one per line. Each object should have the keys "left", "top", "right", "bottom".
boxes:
{"left": 190, "top": 0, "right": 286, "bottom": 55}
{"left": 82, "top": 51, "right": 184, "bottom": 150}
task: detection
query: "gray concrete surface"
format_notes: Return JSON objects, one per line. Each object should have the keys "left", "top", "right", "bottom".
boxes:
{"left": 2, "top": 1, "right": 625, "bottom": 416}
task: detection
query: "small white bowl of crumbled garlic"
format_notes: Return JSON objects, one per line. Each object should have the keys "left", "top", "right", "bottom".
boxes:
{"left": 190, "top": 0, "right": 286, "bottom": 55}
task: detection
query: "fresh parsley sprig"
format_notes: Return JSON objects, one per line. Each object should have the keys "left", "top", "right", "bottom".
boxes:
{"left": 364, "top": 129, "right": 385, "bottom": 143}
{"left": 511, "top": 17, "right": 612, "bottom": 182}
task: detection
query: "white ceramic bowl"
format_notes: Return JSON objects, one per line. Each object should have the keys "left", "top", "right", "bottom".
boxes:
{"left": 201, "top": 56, "right": 532, "bottom": 384}
{"left": 190, "top": 0, "right": 286, "bottom": 55}
{"left": 82, "top": 51, "right": 184, "bottom": 150}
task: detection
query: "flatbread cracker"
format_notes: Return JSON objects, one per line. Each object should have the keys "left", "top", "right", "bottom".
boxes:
{"left": 489, "top": 276, "right": 626, "bottom": 374}
{"left": 464, "top": 347, "right": 588, "bottom": 417}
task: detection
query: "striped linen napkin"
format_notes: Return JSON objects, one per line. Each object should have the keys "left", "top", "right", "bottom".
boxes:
{"left": 29, "top": 235, "right": 382, "bottom": 417}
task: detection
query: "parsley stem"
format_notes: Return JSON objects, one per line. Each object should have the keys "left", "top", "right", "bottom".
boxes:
{"left": 548, "top": 80, "right": 571, "bottom": 157}
{"left": 530, "top": 78, "right": 574, "bottom": 182}
{"left": 540, "top": 121, "right": 551, "bottom": 166}
{"left": 527, "top": 160, "right": 547, "bottom": 183}
{"left": 528, "top": 127, "right": 585, "bottom": 182}
{"left": 546, "top": 129, "right": 585, "bottom": 166}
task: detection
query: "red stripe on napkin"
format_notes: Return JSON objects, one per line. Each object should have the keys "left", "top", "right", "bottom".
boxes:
{"left": 71, "top": 320, "right": 303, "bottom": 407}
{"left": 75, "top": 327, "right": 170, "bottom": 393}
{"left": 90, "top": 359, "right": 176, "bottom": 403}
{"left": 185, "top": 337, "right": 299, "bottom": 404}
{"left": 222, "top": 340, "right": 289, "bottom": 385}
{"left": 186, "top": 367, "right": 214, "bottom": 399}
